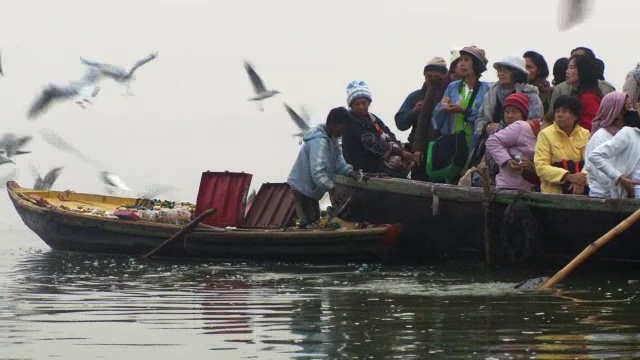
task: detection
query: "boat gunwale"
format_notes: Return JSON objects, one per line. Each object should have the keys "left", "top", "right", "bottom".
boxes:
{"left": 334, "top": 175, "right": 640, "bottom": 213}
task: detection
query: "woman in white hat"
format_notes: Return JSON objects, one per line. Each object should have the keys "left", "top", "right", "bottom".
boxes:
{"left": 475, "top": 55, "right": 544, "bottom": 140}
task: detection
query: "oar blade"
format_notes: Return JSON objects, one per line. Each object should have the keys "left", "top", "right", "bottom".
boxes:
{"left": 514, "top": 276, "right": 550, "bottom": 290}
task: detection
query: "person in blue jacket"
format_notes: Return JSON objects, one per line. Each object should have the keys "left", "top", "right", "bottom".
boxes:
{"left": 287, "top": 107, "right": 357, "bottom": 228}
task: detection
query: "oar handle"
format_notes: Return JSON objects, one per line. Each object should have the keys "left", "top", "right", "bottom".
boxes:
{"left": 141, "top": 208, "right": 217, "bottom": 259}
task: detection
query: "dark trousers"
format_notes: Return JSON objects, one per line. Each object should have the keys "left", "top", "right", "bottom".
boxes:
{"left": 292, "top": 190, "right": 321, "bottom": 226}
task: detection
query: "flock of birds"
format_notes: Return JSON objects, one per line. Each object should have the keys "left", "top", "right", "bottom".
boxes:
{"left": 0, "top": 50, "right": 174, "bottom": 198}
{"left": 0, "top": 0, "right": 591, "bottom": 198}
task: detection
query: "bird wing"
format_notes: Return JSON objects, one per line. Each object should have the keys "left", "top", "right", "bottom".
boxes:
{"left": 101, "top": 171, "right": 132, "bottom": 191}
{"left": 0, "top": 154, "right": 14, "bottom": 165}
{"left": 42, "top": 166, "right": 63, "bottom": 190}
{"left": 284, "top": 103, "right": 310, "bottom": 131}
{"left": 137, "top": 184, "right": 175, "bottom": 199}
{"left": 125, "top": 52, "right": 158, "bottom": 79}
{"left": 79, "top": 66, "right": 103, "bottom": 84}
{"left": 37, "top": 128, "right": 101, "bottom": 166}
{"left": 244, "top": 61, "right": 267, "bottom": 93}
{"left": 558, "top": 0, "right": 592, "bottom": 31}
{"left": 80, "top": 57, "right": 127, "bottom": 79}
{"left": 77, "top": 84, "right": 100, "bottom": 100}
{"left": 15, "top": 135, "right": 33, "bottom": 150}
{"left": 27, "top": 84, "right": 75, "bottom": 119}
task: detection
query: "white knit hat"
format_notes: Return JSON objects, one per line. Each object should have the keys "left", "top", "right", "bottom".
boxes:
{"left": 346, "top": 80, "right": 372, "bottom": 106}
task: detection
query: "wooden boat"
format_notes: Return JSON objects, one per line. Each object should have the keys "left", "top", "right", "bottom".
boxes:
{"left": 6, "top": 181, "right": 401, "bottom": 262}
{"left": 331, "top": 175, "right": 640, "bottom": 265}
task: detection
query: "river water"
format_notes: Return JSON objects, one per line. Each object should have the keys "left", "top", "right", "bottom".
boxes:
{"left": 1, "top": 195, "right": 640, "bottom": 359}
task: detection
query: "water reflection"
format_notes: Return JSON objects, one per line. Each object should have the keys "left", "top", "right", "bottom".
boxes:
{"left": 1, "top": 249, "right": 639, "bottom": 359}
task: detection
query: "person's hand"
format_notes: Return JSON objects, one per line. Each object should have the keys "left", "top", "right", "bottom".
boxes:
{"left": 400, "top": 151, "right": 413, "bottom": 162}
{"left": 520, "top": 158, "right": 535, "bottom": 171}
{"left": 443, "top": 104, "right": 465, "bottom": 113}
{"left": 507, "top": 159, "right": 522, "bottom": 171}
{"left": 568, "top": 183, "right": 586, "bottom": 195}
{"left": 486, "top": 123, "right": 498, "bottom": 133}
{"left": 413, "top": 151, "right": 423, "bottom": 164}
{"left": 563, "top": 172, "right": 587, "bottom": 186}
{"left": 618, "top": 176, "right": 640, "bottom": 197}
{"left": 414, "top": 101, "right": 423, "bottom": 112}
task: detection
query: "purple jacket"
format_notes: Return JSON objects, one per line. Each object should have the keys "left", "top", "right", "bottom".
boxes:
{"left": 485, "top": 120, "right": 538, "bottom": 190}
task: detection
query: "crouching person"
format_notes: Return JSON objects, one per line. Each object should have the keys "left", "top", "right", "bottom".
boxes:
{"left": 287, "top": 107, "right": 357, "bottom": 228}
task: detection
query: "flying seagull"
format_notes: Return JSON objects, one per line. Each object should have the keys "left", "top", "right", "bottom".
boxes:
{"left": 137, "top": 184, "right": 176, "bottom": 199}
{"left": 244, "top": 60, "right": 281, "bottom": 112}
{"left": 558, "top": 0, "right": 592, "bottom": 31}
{"left": 81, "top": 52, "right": 158, "bottom": 95}
{"left": 27, "top": 66, "right": 102, "bottom": 120}
{"left": 0, "top": 133, "right": 33, "bottom": 158}
{"left": 31, "top": 165, "right": 63, "bottom": 191}
{"left": 100, "top": 171, "right": 133, "bottom": 192}
{"left": 0, "top": 154, "right": 14, "bottom": 166}
{"left": 283, "top": 102, "right": 311, "bottom": 143}
{"left": 37, "top": 128, "right": 101, "bottom": 167}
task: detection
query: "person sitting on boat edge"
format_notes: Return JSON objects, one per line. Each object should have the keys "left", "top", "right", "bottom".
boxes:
{"left": 587, "top": 109, "right": 640, "bottom": 198}
{"left": 485, "top": 93, "right": 547, "bottom": 191}
{"left": 584, "top": 91, "right": 632, "bottom": 198}
{"left": 287, "top": 107, "right": 357, "bottom": 229}
{"left": 341, "top": 80, "right": 414, "bottom": 178}
{"left": 394, "top": 57, "right": 448, "bottom": 150}
{"left": 534, "top": 95, "right": 590, "bottom": 195}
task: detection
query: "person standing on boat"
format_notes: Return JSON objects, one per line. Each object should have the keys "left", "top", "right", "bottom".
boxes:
{"left": 523, "top": 51, "right": 553, "bottom": 114}
{"left": 534, "top": 95, "right": 590, "bottom": 195}
{"left": 587, "top": 109, "right": 640, "bottom": 198}
{"left": 411, "top": 50, "right": 462, "bottom": 182}
{"left": 287, "top": 107, "right": 357, "bottom": 228}
{"left": 585, "top": 91, "right": 633, "bottom": 198}
{"left": 341, "top": 81, "right": 414, "bottom": 177}
{"left": 485, "top": 93, "right": 547, "bottom": 191}
{"left": 394, "top": 57, "right": 449, "bottom": 150}
{"left": 475, "top": 55, "right": 544, "bottom": 144}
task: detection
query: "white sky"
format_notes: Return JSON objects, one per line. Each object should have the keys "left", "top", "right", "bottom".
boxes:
{"left": 0, "top": 0, "right": 635, "bottom": 202}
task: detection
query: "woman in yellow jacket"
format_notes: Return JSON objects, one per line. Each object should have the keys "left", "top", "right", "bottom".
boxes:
{"left": 535, "top": 95, "right": 590, "bottom": 194}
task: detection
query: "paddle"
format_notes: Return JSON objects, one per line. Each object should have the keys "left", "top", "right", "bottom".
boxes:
{"left": 515, "top": 207, "right": 640, "bottom": 290}
{"left": 141, "top": 208, "right": 217, "bottom": 259}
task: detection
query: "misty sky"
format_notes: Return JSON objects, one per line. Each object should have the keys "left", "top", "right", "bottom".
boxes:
{"left": 0, "top": 0, "right": 635, "bottom": 203}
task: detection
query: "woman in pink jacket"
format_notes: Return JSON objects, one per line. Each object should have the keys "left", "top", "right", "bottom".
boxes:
{"left": 486, "top": 93, "right": 550, "bottom": 190}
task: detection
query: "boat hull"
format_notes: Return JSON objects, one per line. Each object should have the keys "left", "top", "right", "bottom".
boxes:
{"left": 332, "top": 175, "right": 640, "bottom": 265}
{"left": 7, "top": 182, "right": 400, "bottom": 262}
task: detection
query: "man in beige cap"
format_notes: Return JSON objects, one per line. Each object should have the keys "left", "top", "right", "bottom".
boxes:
{"left": 394, "top": 56, "right": 448, "bottom": 157}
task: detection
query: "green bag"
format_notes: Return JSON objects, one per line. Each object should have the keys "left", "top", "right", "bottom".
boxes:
{"left": 426, "top": 130, "right": 468, "bottom": 182}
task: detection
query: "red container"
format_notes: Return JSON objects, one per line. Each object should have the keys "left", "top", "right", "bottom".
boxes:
{"left": 195, "top": 171, "right": 253, "bottom": 227}
{"left": 241, "top": 183, "right": 295, "bottom": 229}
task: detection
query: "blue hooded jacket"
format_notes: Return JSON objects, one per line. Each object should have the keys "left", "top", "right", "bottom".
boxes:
{"left": 287, "top": 124, "right": 353, "bottom": 200}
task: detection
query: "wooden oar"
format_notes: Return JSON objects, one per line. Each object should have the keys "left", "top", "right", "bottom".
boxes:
{"left": 141, "top": 208, "right": 217, "bottom": 259}
{"left": 515, "top": 208, "right": 640, "bottom": 290}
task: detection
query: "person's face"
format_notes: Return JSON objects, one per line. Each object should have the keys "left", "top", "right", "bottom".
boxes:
{"left": 458, "top": 54, "right": 474, "bottom": 77}
{"left": 349, "top": 98, "right": 370, "bottom": 117}
{"left": 524, "top": 57, "right": 538, "bottom": 81}
{"left": 565, "top": 59, "right": 579, "bottom": 85}
{"left": 496, "top": 66, "right": 515, "bottom": 86}
{"left": 503, "top": 106, "right": 524, "bottom": 125}
{"left": 554, "top": 106, "right": 578, "bottom": 130}
{"left": 424, "top": 71, "right": 444, "bottom": 83}
{"left": 327, "top": 123, "right": 347, "bottom": 137}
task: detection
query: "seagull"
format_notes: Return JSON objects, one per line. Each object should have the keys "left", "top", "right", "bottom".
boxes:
{"left": 0, "top": 154, "right": 14, "bottom": 166}
{"left": 244, "top": 60, "right": 281, "bottom": 111}
{"left": 283, "top": 102, "right": 311, "bottom": 143}
{"left": 80, "top": 52, "right": 158, "bottom": 95}
{"left": 137, "top": 184, "right": 176, "bottom": 199}
{"left": 37, "top": 128, "right": 101, "bottom": 167}
{"left": 27, "top": 66, "right": 102, "bottom": 120}
{"left": 558, "top": 0, "right": 592, "bottom": 31}
{"left": 0, "top": 133, "right": 33, "bottom": 158}
{"left": 100, "top": 171, "right": 132, "bottom": 192}
{"left": 31, "top": 165, "right": 63, "bottom": 191}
